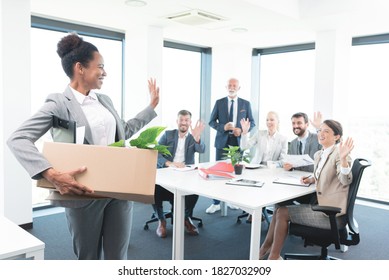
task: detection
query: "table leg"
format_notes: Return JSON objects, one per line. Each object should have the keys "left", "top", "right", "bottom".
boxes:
{"left": 249, "top": 208, "right": 262, "bottom": 260}
{"left": 172, "top": 190, "right": 185, "bottom": 260}
{"left": 26, "top": 250, "right": 44, "bottom": 260}
{"left": 220, "top": 201, "right": 228, "bottom": 216}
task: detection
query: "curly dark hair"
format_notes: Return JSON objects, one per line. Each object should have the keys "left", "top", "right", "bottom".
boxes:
{"left": 56, "top": 33, "right": 98, "bottom": 78}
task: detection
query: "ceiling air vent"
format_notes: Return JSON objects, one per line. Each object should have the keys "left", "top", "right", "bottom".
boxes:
{"left": 166, "top": 10, "right": 225, "bottom": 25}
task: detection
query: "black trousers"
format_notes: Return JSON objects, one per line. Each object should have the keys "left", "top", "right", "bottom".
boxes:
{"left": 152, "top": 184, "right": 199, "bottom": 221}
{"left": 214, "top": 135, "right": 239, "bottom": 204}
{"left": 216, "top": 135, "right": 239, "bottom": 161}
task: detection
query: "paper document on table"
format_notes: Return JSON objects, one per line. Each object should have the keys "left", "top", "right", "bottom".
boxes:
{"left": 284, "top": 154, "right": 314, "bottom": 167}
{"left": 273, "top": 174, "right": 311, "bottom": 187}
{"left": 169, "top": 165, "right": 197, "bottom": 172}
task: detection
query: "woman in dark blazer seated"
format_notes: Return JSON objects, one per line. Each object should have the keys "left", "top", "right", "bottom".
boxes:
{"left": 259, "top": 119, "right": 354, "bottom": 260}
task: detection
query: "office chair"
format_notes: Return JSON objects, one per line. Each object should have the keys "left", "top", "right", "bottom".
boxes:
{"left": 236, "top": 208, "right": 273, "bottom": 225}
{"left": 284, "top": 158, "right": 371, "bottom": 260}
{"left": 143, "top": 205, "right": 203, "bottom": 230}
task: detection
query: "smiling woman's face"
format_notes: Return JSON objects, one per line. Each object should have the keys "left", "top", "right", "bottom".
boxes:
{"left": 79, "top": 51, "right": 107, "bottom": 91}
{"left": 317, "top": 123, "right": 340, "bottom": 148}
{"left": 266, "top": 112, "right": 279, "bottom": 132}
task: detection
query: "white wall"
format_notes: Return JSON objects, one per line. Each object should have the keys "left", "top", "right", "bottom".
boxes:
{"left": 1, "top": 0, "right": 32, "bottom": 225}
{"left": 0, "top": 0, "right": 4, "bottom": 217}
{"left": 314, "top": 28, "right": 352, "bottom": 124}
{"left": 124, "top": 26, "right": 163, "bottom": 128}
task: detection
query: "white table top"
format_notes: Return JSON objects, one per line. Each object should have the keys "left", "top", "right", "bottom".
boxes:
{"left": 156, "top": 163, "right": 316, "bottom": 260}
{"left": 0, "top": 216, "right": 45, "bottom": 260}
{"left": 157, "top": 164, "right": 315, "bottom": 211}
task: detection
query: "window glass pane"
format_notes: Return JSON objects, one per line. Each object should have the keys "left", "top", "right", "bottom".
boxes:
{"left": 31, "top": 28, "right": 123, "bottom": 115}
{"left": 31, "top": 27, "right": 123, "bottom": 206}
{"left": 162, "top": 47, "right": 201, "bottom": 128}
{"left": 161, "top": 47, "right": 201, "bottom": 161}
{"left": 258, "top": 50, "right": 315, "bottom": 140}
{"left": 349, "top": 44, "right": 389, "bottom": 202}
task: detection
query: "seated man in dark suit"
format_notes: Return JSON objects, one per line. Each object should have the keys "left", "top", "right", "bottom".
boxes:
{"left": 152, "top": 110, "right": 205, "bottom": 238}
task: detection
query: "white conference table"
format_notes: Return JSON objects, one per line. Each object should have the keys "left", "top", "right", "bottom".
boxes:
{"left": 156, "top": 163, "right": 315, "bottom": 260}
{"left": 0, "top": 216, "right": 45, "bottom": 260}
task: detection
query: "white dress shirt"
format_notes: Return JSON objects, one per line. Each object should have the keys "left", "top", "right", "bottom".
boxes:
{"left": 70, "top": 87, "right": 116, "bottom": 146}
{"left": 298, "top": 131, "right": 310, "bottom": 154}
{"left": 227, "top": 96, "right": 238, "bottom": 126}
{"left": 173, "top": 132, "right": 188, "bottom": 163}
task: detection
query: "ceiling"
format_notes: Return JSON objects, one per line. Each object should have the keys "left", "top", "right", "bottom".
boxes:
{"left": 31, "top": 0, "right": 389, "bottom": 48}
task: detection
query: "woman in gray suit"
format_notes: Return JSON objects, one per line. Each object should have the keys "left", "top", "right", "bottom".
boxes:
{"left": 258, "top": 119, "right": 354, "bottom": 260}
{"left": 7, "top": 33, "right": 160, "bottom": 260}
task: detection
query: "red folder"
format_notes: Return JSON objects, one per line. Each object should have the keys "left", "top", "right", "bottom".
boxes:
{"left": 198, "top": 168, "right": 235, "bottom": 180}
{"left": 208, "top": 162, "right": 234, "bottom": 173}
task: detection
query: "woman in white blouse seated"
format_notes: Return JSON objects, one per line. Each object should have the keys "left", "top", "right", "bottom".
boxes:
{"left": 240, "top": 111, "right": 288, "bottom": 167}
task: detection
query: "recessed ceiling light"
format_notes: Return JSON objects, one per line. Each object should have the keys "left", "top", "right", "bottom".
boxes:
{"left": 125, "top": 0, "right": 147, "bottom": 7}
{"left": 231, "top": 27, "right": 248, "bottom": 33}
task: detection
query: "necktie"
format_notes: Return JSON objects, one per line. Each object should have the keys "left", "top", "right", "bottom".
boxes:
{"left": 229, "top": 99, "right": 234, "bottom": 123}
{"left": 298, "top": 141, "right": 303, "bottom": 155}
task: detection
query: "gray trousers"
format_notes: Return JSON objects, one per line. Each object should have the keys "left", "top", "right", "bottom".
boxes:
{"left": 287, "top": 204, "right": 346, "bottom": 230}
{"left": 65, "top": 198, "right": 133, "bottom": 260}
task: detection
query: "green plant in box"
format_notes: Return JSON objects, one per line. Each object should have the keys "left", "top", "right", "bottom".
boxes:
{"left": 109, "top": 126, "right": 171, "bottom": 156}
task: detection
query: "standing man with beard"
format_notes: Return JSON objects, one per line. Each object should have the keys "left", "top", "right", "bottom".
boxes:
{"left": 152, "top": 110, "right": 205, "bottom": 238}
{"left": 283, "top": 112, "right": 322, "bottom": 173}
{"left": 206, "top": 78, "right": 255, "bottom": 214}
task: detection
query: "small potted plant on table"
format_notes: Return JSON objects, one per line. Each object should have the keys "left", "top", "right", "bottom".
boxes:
{"left": 223, "top": 145, "right": 250, "bottom": 175}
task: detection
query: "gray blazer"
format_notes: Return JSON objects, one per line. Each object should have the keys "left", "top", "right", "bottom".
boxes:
{"left": 240, "top": 130, "right": 288, "bottom": 167}
{"left": 288, "top": 132, "right": 322, "bottom": 172}
{"left": 7, "top": 86, "right": 157, "bottom": 207}
{"left": 156, "top": 129, "right": 205, "bottom": 168}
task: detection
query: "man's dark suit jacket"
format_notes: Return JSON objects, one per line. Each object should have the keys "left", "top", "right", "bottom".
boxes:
{"left": 157, "top": 129, "right": 205, "bottom": 168}
{"left": 209, "top": 97, "right": 255, "bottom": 149}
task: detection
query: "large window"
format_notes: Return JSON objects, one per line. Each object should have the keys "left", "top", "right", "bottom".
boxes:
{"left": 31, "top": 17, "right": 124, "bottom": 207}
{"left": 161, "top": 45, "right": 201, "bottom": 129}
{"left": 254, "top": 44, "right": 316, "bottom": 140}
{"left": 161, "top": 42, "right": 211, "bottom": 162}
{"left": 348, "top": 35, "right": 389, "bottom": 203}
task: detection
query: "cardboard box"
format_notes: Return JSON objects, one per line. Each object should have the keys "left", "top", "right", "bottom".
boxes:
{"left": 37, "top": 142, "right": 157, "bottom": 203}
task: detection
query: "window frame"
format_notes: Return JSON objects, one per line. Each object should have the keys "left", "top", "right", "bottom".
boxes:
{"left": 31, "top": 16, "right": 126, "bottom": 117}
{"left": 349, "top": 33, "right": 389, "bottom": 205}
{"left": 251, "top": 43, "right": 316, "bottom": 137}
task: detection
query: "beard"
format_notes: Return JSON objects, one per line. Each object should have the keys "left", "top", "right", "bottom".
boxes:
{"left": 293, "top": 128, "right": 305, "bottom": 137}
{"left": 228, "top": 91, "right": 237, "bottom": 98}
{"left": 179, "top": 126, "right": 188, "bottom": 133}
